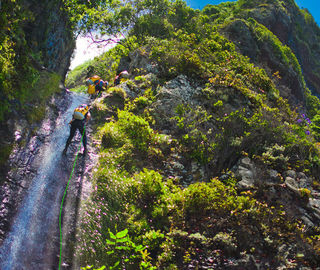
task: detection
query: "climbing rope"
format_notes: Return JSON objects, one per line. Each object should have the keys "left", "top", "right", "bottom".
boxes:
{"left": 58, "top": 125, "right": 86, "bottom": 270}
{"left": 58, "top": 90, "right": 102, "bottom": 269}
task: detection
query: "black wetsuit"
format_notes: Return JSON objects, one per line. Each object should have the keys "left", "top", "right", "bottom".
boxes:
{"left": 64, "top": 113, "right": 88, "bottom": 151}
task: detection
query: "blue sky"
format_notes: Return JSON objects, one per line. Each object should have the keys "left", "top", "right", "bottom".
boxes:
{"left": 185, "top": 0, "right": 320, "bottom": 26}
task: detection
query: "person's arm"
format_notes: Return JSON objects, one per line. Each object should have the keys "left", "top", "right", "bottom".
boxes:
{"left": 85, "top": 112, "right": 91, "bottom": 123}
{"left": 103, "top": 81, "right": 109, "bottom": 90}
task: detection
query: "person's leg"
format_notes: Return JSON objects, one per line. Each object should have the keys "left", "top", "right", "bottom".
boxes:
{"left": 63, "top": 123, "right": 76, "bottom": 154}
{"left": 78, "top": 123, "right": 87, "bottom": 153}
{"left": 95, "top": 84, "right": 103, "bottom": 97}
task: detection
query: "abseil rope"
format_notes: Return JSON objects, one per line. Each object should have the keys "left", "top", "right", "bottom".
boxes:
{"left": 58, "top": 125, "right": 86, "bottom": 270}
{"left": 58, "top": 90, "right": 102, "bottom": 269}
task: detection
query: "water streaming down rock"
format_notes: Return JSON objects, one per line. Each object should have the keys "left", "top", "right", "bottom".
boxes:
{"left": 0, "top": 92, "right": 89, "bottom": 270}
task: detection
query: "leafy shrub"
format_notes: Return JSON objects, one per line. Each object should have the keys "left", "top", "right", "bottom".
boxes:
{"left": 142, "top": 230, "right": 165, "bottom": 255}
{"left": 125, "top": 96, "right": 153, "bottom": 113}
{"left": 117, "top": 110, "right": 153, "bottom": 151}
{"left": 202, "top": 5, "right": 220, "bottom": 16}
{"left": 99, "top": 109, "right": 155, "bottom": 151}
{"left": 108, "top": 87, "right": 127, "bottom": 99}
{"left": 311, "top": 114, "right": 320, "bottom": 139}
{"left": 129, "top": 169, "right": 166, "bottom": 208}
{"left": 179, "top": 179, "right": 239, "bottom": 218}
{"left": 260, "top": 144, "right": 289, "bottom": 170}
{"left": 66, "top": 59, "right": 94, "bottom": 88}
{"left": 81, "top": 228, "right": 155, "bottom": 270}
{"left": 306, "top": 89, "right": 320, "bottom": 118}
{"left": 127, "top": 169, "right": 170, "bottom": 231}
{"left": 100, "top": 122, "right": 127, "bottom": 148}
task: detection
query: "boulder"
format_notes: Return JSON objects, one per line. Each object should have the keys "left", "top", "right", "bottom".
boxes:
{"left": 268, "top": 169, "right": 281, "bottom": 183}
{"left": 128, "top": 49, "right": 159, "bottom": 75}
{"left": 191, "top": 161, "right": 205, "bottom": 181}
{"left": 235, "top": 158, "right": 256, "bottom": 190}
{"left": 285, "top": 170, "right": 297, "bottom": 179}
{"left": 285, "top": 176, "right": 300, "bottom": 195}
{"left": 151, "top": 75, "right": 198, "bottom": 128}
{"left": 308, "top": 198, "right": 320, "bottom": 219}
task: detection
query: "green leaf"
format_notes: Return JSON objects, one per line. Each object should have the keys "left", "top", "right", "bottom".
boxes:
{"left": 116, "top": 229, "right": 128, "bottom": 238}
{"left": 115, "top": 237, "right": 128, "bottom": 243}
{"left": 135, "top": 244, "right": 145, "bottom": 252}
{"left": 113, "top": 261, "right": 120, "bottom": 268}
{"left": 106, "top": 239, "right": 116, "bottom": 245}
{"left": 115, "top": 246, "right": 128, "bottom": 250}
{"left": 109, "top": 231, "right": 117, "bottom": 239}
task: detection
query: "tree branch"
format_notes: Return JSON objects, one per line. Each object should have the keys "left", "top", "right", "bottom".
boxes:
{"left": 86, "top": 31, "right": 122, "bottom": 48}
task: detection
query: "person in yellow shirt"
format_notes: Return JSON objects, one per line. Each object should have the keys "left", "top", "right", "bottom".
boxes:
{"left": 63, "top": 104, "right": 91, "bottom": 155}
{"left": 86, "top": 75, "right": 108, "bottom": 97}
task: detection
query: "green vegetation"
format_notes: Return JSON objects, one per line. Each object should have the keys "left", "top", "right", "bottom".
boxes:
{"left": 66, "top": 59, "right": 94, "bottom": 89}
{"left": 66, "top": 39, "right": 138, "bottom": 92}
{"left": 0, "top": 0, "right": 39, "bottom": 121}
{"left": 26, "top": 71, "right": 61, "bottom": 123}
{"left": 72, "top": 0, "right": 320, "bottom": 268}
{"left": 0, "top": 144, "right": 13, "bottom": 174}
{"left": 3, "top": 0, "right": 320, "bottom": 268}
{"left": 1, "top": 0, "right": 132, "bottom": 122}
{"left": 248, "top": 19, "right": 303, "bottom": 78}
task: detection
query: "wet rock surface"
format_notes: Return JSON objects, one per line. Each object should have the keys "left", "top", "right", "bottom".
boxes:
{"left": 0, "top": 90, "right": 71, "bottom": 244}
{"left": 0, "top": 90, "right": 97, "bottom": 269}
{"left": 59, "top": 122, "right": 99, "bottom": 270}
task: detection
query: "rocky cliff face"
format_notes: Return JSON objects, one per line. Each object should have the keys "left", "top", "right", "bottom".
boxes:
{"left": 222, "top": 0, "right": 320, "bottom": 99}
{"left": 248, "top": 0, "right": 320, "bottom": 94}
{"left": 0, "top": 0, "right": 76, "bottom": 181}
{"left": 0, "top": 2, "right": 76, "bottom": 250}
{"left": 0, "top": 89, "right": 71, "bottom": 243}
{"left": 23, "top": 0, "right": 75, "bottom": 78}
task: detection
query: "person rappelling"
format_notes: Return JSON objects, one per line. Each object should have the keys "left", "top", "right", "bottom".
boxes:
{"left": 63, "top": 104, "right": 91, "bottom": 155}
{"left": 86, "top": 74, "right": 108, "bottom": 98}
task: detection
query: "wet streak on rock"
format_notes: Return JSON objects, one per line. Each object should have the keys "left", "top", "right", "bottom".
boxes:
{"left": 0, "top": 91, "right": 91, "bottom": 269}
